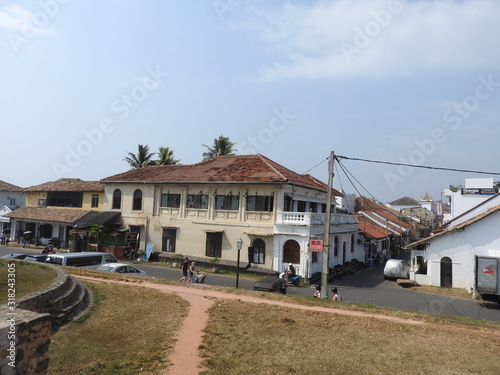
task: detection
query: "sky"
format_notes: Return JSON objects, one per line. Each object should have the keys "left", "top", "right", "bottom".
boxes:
{"left": 1, "top": 0, "right": 500, "bottom": 204}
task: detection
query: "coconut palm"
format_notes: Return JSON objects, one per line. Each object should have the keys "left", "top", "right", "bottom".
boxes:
{"left": 124, "top": 144, "right": 155, "bottom": 169}
{"left": 202, "top": 135, "right": 237, "bottom": 160}
{"left": 156, "top": 147, "right": 180, "bottom": 165}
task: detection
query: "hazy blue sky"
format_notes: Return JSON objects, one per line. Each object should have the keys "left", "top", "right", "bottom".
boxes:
{"left": 2, "top": 0, "right": 500, "bottom": 203}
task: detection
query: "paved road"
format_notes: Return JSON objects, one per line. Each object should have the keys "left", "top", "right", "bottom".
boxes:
{"left": 2, "top": 246, "right": 499, "bottom": 321}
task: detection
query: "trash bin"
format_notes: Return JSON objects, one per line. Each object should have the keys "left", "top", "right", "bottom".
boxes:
{"left": 367, "top": 258, "right": 373, "bottom": 267}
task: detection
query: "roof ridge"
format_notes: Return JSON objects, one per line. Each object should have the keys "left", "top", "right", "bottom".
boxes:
{"left": 256, "top": 154, "right": 288, "bottom": 181}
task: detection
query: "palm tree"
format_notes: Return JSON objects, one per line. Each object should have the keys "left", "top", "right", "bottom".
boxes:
{"left": 202, "top": 135, "right": 237, "bottom": 160}
{"left": 156, "top": 147, "right": 180, "bottom": 165}
{"left": 124, "top": 144, "right": 155, "bottom": 169}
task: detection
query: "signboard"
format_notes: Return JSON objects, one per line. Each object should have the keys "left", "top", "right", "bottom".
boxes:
{"left": 310, "top": 240, "right": 323, "bottom": 252}
{"left": 461, "top": 188, "right": 498, "bottom": 196}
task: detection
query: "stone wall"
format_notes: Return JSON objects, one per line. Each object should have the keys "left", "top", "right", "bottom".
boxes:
{"left": 0, "top": 263, "right": 91, "bottom": 375}
{"left": 0, "top": 308, "right": 52, "bottom": 375}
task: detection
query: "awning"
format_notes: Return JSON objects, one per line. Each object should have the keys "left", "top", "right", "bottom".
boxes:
{"left": 4, "top": 206, "right": 91, "bottom": 224}
{"left": 243, "top": 232, "right": 274, "bottom": 236}
{"left": 73, "top": 211, "right": 121, "bottom": 227}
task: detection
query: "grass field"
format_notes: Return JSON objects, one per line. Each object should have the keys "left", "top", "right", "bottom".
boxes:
{"left": 200, "top": 300, "right": 500, "bottom": 375}
{"left": 4, "top": 261, "right": 500, "bottom": 374}
{"left": 0, "top": 259, "right": 57, "bottom": 303}
{"left": 47, "top": 281, "right": 189, "bottom": 375}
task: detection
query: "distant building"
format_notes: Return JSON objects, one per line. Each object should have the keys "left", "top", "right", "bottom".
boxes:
{"left": 0, "top": 180, "right": 24, "bottom": 234}
{"left": 442, "top": 178, "right": 498, "bottom": 223}
{"left": 5, "top": 178, "right": 108, "bottom": 247}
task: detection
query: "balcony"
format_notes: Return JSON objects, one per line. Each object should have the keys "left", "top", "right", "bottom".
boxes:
{"left": 276, "top": 212, "right": 358, "bottom": 226}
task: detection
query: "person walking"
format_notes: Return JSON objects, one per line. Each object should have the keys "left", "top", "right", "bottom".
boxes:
{"left": 332, "top": 287, "right": 342, "bottom": 301}
{"left": 179, "top": 257, "right": 190, "bottom": 284}
{"left": 187, "top": 261, "right": 196, "bottom": 284}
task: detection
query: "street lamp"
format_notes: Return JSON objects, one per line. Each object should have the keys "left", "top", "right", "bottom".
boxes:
{"left": 236, "top": 238, "right": 243, "bottom": 288}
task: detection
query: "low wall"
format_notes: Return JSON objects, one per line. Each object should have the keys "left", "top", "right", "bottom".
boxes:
{"left": 0, "top": 263, "right": 90, "bottom": 375}
{"left": 0, "top": 308, "right": 52, "bottom": 375}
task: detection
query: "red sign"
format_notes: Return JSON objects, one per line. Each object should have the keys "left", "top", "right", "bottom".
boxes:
{"left": 482, "top": 268, "right": 495, "bottom": 276}
{"left": 310, "top": 240, "right": 323, "bottom": 252}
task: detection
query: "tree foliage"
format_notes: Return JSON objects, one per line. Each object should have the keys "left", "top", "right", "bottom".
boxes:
{"left": 202, "top": 135, "right": 237, "bottom": 160}
{"left": 124, "top": 144, "right": 156, "bottom": 169}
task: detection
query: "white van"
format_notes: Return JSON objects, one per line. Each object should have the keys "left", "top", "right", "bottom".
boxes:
{"left": 45, "top": 252, "right": 118, "bottom": 269}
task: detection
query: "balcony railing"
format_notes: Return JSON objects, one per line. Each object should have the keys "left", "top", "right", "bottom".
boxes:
{"left": 276, "top": 212, "right": 358, "bottom": 226}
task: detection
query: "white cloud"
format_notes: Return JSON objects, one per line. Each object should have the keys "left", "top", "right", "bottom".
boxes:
{"left": 0, "top": 4, "right": 56, "bottom": 35}
{"left": 247, "top": 0, "right": 500, "bottom": 82}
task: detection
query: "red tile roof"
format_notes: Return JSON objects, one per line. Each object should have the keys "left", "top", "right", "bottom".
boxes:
{"left": 101, "top": 154, "right": 343, "bottom": 195}
{"left": 357, "top": 215, "right": 388, "bottom": 239}
{"left": 0, "top": 180, "right": 23, "bottom": 191}
{"left": 24, "top": 178, "right": 104, "bottom": 192}
{"left": 5, "top": 206, "right": 91, "bottom": 223}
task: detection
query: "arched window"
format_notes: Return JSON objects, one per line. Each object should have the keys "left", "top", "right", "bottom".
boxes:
{"left": 132, "top": 189, "right": 143, "bottom": 211}
{"left": 251, "top": 238, "right": 265, "bottom": 264}
{"left": 112, "top": 189, "right": 122, "bottom": 210}
{"left": 283, "top": 240, "right": 300, "bottom": 264}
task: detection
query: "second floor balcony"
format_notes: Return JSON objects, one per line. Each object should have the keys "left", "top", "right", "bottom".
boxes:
{"left": 276, "top": 212, "right": 358, "bottom": 226}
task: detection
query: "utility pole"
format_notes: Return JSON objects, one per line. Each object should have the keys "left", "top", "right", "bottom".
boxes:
{"left": 322, "top": 151, "right": 335, "bottom": 298}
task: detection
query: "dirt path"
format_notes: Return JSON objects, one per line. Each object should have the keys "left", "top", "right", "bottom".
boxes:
{"left": 77, "top": 277, "right": 424, "bottom": 374}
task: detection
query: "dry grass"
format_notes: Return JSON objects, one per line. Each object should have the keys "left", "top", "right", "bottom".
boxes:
{"left": 200, "top": 300, "right": 500, "bottom": 375}
{"left": 0, "top": 259, "right": 57, "bottom": 303}
{"left": 47, "top": 281, "right": 189, "bottom": 375}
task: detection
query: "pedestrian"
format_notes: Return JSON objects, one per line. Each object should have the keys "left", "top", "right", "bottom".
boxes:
{"left": 187, "top": 261, "right": 196, "bottom": 284}
{"left": 313, "top": 285, "right": 321, "bottom": 298}
{"left": 332, "top": 287, "right": 342, "bottom": 301}
{"left": 0, "top": 232, "right": 5, "bottom": 245}
{"left": 179, "top": 257, "right": 189, "bottom": 284}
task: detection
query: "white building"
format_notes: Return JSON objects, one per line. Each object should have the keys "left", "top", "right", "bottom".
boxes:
{"left": 443, "top": 178, "right": 498, "bottom": 223}
{"left": 406, "top": 193, "right": 500, "bottom": 292}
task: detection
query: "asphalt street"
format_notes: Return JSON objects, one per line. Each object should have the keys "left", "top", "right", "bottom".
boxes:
{"left": 2, "top": 246, "right": 500, "bottom": 322}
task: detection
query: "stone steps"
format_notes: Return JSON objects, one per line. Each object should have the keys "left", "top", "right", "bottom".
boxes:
{"left": 17, "top": 264, "right": 93, "bottom": 332}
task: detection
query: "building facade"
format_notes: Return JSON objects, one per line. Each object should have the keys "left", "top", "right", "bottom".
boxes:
{"left": 101, "top": 154, "right": 363, "bottom": 277}
{"left": 6, "top": 178, "right": 106, "bottom": 246}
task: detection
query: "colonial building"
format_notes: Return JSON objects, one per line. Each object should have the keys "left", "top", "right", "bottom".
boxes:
{"left": 6, "top": 178, "right": 107, "bottom": 247}
{"left": 100, "top": 154, "right": 362, "bottom": 277}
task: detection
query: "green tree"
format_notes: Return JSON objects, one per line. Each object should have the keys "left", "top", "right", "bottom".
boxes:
{"left": 202, "top": 135, "right": 237, "bottom": 160}
{"left": 124, "top": 144, "right": 155, "bottom": 169}
{"left": 156, "top": 147, "right": 180, "bottom": 165}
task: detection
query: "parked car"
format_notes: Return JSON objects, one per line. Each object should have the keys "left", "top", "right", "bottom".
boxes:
{"left": 383, "top": 259, "right": 410, "bottom": 279}
{"left": 96, "top": 263, "right": 146, "bottom": 276}
{"left": 45, "top": 252, "right": 118, "bottom": 269}
{"left": 253, "top": 276, "right": 287, "bottom": 294}
{"left": 25, "top": 254, "right": 49, "bottom": 263}
{"left": 2, "top": 253, "right": 28, "bottom": 260}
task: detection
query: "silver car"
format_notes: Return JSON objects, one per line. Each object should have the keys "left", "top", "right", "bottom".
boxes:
{"left": 96, "top": 263, "right": 146, "bottom": 276}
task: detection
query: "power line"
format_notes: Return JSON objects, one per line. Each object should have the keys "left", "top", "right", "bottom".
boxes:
{"left": 336, "top": 155, "right": 500, "bottom": 176}
{"left": 303, "top": 156, "right": 329, "bottom": 175}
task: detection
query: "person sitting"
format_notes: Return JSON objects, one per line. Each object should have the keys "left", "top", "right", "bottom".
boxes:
{"left": 313, "top": 285, "right": 321, "bottom": 298}
{"left": 287, "top": 264, "right": 296, "bottom": 278}
{"left": 332, "top": 287, "right": 342, "bottom": 301}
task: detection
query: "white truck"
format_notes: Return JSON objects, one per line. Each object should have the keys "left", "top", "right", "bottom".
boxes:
{"left": 475, "top": 256, "right": 500, "bottom": 304}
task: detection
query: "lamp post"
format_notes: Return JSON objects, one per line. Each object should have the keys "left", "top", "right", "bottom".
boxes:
{"left": 236, "top": 238, "right": 243, "bottom": 288}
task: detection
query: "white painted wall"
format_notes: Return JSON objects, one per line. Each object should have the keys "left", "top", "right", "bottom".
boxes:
{"left": 423, "top": 211, "right": 500, "bottom": 289}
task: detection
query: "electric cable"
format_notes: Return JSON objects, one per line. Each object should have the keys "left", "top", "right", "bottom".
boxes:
{"left": 336, "top": 155, "right": 500, "bottom": 176}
